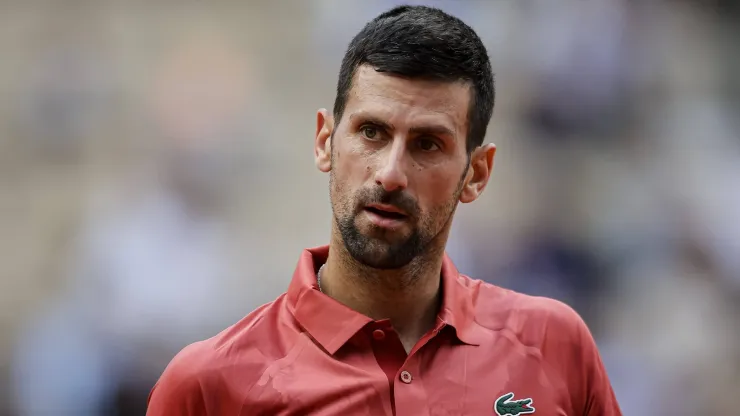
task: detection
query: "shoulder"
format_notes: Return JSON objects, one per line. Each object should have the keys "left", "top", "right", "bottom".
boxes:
{"left": 147, "top": 296, "right": 298, "bottom": 413}
{"left": 462, "top": 275, "right": 592, "bottom": 351}
{"left": 146, "top": 338, "right": 217, "bottom": 414}
{"left": 461, "top": 276, "right": 621, "bottom": 414}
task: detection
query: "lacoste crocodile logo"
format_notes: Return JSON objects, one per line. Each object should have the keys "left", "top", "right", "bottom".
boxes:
{"left": 494, "top": 392, "right": 535, "bottom": 415}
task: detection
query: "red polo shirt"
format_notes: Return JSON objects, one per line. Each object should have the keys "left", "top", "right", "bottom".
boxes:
{"left": 147, "top": 246, "right": 621, "bottom": 415}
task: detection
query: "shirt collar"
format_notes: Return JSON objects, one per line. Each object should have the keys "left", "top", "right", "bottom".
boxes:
{"left": 438, "top": 251, "right": 483, "bottom": 346}
{"left": 287, "top": 245, "right": 482, "bottom": 355}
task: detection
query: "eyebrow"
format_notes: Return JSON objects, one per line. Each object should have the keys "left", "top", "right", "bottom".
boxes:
{"left": 409, "top": 124, "right": 455, "bottom": 138}
{"left": 350, "top": 113, "right": 456, "bottom": 138}
{"left": 352, "top": 114, "right": 395, "bottom": 132}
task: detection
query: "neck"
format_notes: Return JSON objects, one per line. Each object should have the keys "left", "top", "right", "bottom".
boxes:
{"left": 320, "top": 233, "right": 447, "bottom": 352}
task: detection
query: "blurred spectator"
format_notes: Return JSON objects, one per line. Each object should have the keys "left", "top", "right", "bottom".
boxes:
{"left": 10, "top": 28, "right": 261, "bottom": 416}
{"left": 520, "top": 0, "right": 637, "bottom": 141}
{"left": 14, "top": 9, "right": 118, "bottom": 164}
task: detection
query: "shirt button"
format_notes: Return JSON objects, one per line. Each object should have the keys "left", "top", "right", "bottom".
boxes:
{"left": 372, "top": 329, "right": 386, "bottom": 340}
{"left": 399, "top": 370, "right": 412, "bottom": 384}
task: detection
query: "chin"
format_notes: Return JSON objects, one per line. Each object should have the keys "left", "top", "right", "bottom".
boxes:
{"left": 345, "top": 235, "right": 423, "bottom": 270}
{"left": 337, "top": 213, "right": 429, "bottom": 269}
{"left": 352, "top": 251, "right": 413, "bottom": 270}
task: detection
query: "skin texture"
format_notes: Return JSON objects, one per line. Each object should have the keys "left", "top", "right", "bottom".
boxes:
{"left": 314, "top": 65, "right": 495, "bottom": 352}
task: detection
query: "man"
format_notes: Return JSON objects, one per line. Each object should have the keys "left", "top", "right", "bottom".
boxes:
{"left": 147, "top": 5, "right": 622, "bottom": 415}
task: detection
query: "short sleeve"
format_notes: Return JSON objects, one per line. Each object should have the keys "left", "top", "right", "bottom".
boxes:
{"left": 574, "top": 317, "right": 622, "bottom": 416}
{"left": 146, "top": 345, "right": 209, "bottom": 416}
{"left": 545, "top": 301, "right": 621, "bottom": 416}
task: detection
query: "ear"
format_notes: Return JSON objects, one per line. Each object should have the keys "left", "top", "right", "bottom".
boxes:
{"left": 459, "top": 143, "right": 496, "bottom": 204}
{"left": 315, "top": 108, "right": 334, "bottom": 173}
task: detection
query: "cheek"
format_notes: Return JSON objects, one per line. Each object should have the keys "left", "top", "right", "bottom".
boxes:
{"left": 336, "top": 145, "right": 375, "bottom": 182}
{"left": 330, "top": 174, "right": 351, "bottom": 215}
{"left": 423, "top": 170, "right": 460, "bottom": 202}
{"left": 330, "top": 161, "right": 361, "bottom": 208}
{"left": 415, "top": 170, "right": 461, "bottom": 221}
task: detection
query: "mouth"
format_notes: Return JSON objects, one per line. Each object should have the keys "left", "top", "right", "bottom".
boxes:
{"left": 362, "top": 204, "right": 409, "bottom": 229}
{"left": 364, "top": 204, "right": 408, "bottom": 220}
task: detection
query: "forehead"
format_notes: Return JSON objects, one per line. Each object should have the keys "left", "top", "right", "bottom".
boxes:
{"left": 343, "top": 65, "right": 470, "bottom": 133}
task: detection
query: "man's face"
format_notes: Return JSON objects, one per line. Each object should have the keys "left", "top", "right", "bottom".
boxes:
{"left": 327, "top": 66, "right": 473, "bottom": 269}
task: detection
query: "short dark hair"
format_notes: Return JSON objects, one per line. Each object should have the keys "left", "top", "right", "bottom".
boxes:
{"left": 333, "top": 5, "right": 495, "bottom": 152}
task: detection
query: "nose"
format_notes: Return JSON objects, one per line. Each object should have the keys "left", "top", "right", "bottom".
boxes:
{"left": 374, "top": 141, "right": 408, "bottom": 192}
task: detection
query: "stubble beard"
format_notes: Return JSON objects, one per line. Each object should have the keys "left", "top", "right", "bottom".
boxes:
{"left": 329, "top": 166, "right": 464, "bottom": 271}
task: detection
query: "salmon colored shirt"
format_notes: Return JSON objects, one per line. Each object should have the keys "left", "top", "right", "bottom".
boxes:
{"left": 147, "top": 246, "right": 621, "bottom": 415}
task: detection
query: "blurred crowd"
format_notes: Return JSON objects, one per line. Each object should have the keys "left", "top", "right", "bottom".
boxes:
{"left": 0, "top": 1, "right": 738, "bottom": 415}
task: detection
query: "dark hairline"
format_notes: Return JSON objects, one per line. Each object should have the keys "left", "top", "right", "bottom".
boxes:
{"left": 332, "top": 5, "right": 495, "bottom": 152}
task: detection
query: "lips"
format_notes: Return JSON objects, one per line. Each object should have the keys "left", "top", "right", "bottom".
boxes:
{"left": 364, "top": 203, "right": 408, "bottom": 220}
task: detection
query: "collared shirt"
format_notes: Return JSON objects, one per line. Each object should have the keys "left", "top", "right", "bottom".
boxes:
{"left": 147, "top": 246, "right": 622, "bottom": 415}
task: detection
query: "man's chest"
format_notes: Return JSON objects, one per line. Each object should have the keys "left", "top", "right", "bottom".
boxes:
{"left": 226, "top": 338, "right": 574, "bottom": 416}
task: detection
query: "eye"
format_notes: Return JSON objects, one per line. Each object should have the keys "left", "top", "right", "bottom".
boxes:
{"left": 360, "top": 125, "right": 379, "bottom": 140}
{"left": 417, "top": 137, "right": 440, "bottom": 152}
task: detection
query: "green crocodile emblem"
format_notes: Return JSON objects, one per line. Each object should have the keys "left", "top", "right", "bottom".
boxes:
{"left": 494, "top": 392, "right": 535, "bottom": 415}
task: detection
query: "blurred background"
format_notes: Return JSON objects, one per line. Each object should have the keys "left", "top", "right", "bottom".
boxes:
{"left": 1, "top": 0, "right": 739, "bottom": 414}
